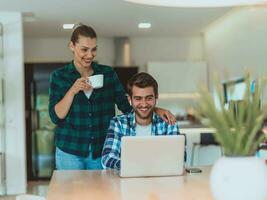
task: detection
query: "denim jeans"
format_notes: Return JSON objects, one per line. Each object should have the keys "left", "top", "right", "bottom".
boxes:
{"left": 55, "top": 147, "right": 103, "bottom": 170}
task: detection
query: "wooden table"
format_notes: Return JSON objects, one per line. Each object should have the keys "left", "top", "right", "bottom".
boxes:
{"left": 46, "top": 167, "right": 214, "bottom": 200}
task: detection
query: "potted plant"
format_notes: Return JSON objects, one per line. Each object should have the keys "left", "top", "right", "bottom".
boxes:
{"left": 196, "top": 74, "right": 267, "bottom": 200}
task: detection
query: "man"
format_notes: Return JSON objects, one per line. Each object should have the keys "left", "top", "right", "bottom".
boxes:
{"left": 101, "top": 72, "right": 179, "bottom": 170}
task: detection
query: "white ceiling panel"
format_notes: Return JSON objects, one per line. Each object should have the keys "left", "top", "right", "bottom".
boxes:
{"left": 0, "top": 0, "right": 232, "bottom": 38}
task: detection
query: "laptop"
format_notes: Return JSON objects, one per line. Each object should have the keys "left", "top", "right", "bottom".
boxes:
{"left": 120, "top": 135, "right": 185, "bottom": 177}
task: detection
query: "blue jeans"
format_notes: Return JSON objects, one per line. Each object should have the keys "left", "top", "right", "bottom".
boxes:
{"left": 55, "top": 147, "right": 103, "bottom": 170}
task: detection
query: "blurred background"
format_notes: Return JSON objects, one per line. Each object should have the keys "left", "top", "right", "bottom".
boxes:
{"left": 1, "top": 0, "right": 267, "bottom": 195}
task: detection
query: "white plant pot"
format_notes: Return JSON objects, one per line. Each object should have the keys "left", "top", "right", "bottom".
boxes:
{"left": 210, "top": 156, "right": 267, "bottom": 200}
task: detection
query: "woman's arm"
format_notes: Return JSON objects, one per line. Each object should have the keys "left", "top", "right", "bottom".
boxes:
{"left": 155, "top": 107, "right": 177, "bottom": 125}
{"left": 55, "top": 77, "right": 92, "bottom": 119}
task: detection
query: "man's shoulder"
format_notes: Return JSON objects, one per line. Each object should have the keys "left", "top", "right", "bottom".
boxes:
{"left": 111, "top": 113, "right": 131, "bottom": 124}
{"left": 154, "top": 113, "right": 166, "bottom": 124}
{"left": 154, "top": 113, "right": 178, "bottom": 129}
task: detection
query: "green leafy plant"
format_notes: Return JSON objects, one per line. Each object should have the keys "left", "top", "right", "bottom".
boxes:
{"left": 196, "top": 74, "right": 267, "bottom": 156}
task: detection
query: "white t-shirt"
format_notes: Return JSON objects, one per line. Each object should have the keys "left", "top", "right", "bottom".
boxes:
{"left": 84, "top": 90, "right": 93, "bottom": 99}
{"left": 136, "top": 123, "right": 152, "bottom": 136}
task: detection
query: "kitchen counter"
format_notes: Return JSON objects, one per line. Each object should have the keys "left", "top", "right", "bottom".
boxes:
{"left": 177, "top": 123, "right": 219, "bottom": 167}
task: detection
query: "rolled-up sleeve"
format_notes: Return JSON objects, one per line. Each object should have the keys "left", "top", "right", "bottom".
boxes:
{"left": 101, "top": 118, "right": 122, "bottom": 170}
{"left": 48, "top": 72, "right": 65, "bottom": 125}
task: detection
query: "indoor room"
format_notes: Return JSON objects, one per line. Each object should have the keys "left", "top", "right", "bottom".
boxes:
{"left": 0, "top": 0, "right": 267, "bottom": 199}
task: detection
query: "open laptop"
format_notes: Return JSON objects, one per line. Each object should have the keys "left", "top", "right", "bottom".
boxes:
{"left": 120, "top": 135, "right": 185, "bottom": 177}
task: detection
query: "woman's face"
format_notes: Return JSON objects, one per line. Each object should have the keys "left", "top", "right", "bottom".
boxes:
{"left": 70, "top": 36, "right": 97, "bottom": 68}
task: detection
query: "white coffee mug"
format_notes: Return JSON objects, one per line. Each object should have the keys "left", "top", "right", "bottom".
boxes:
{"left": 88, "top": 74, "right": 104, "bottom": 89}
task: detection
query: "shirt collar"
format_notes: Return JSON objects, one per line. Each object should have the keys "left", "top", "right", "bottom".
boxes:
{"left": 91, "top": 62, "right": 101, "bottom": 74}
{"left": 129, "top": 111, "right": 158, "bottom": 127}
{"left": 67, "top": 61, "right": 101, "bottom": 75}
{"left": 67, "top": 61, "right": 78, "bottom": 73}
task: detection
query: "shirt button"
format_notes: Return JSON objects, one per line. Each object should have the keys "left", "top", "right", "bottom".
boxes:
{"left": 89, "top": 113, "right": 92, "bottom": 117}
{"left": 89, "top": 125, "right": 92, "bottom": 128}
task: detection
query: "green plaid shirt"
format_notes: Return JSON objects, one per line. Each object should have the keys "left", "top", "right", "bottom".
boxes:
{"left": 49, "top": 61, "right": 131, "bottom": 158}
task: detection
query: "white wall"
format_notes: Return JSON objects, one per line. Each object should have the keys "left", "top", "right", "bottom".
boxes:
{"left": 148, "top": 61, "right": 207, "bottom": 93}
{"left": 24, "top": 35, "right": 204, "bottom": 69}
{"left": 204, "top": 7, "right": 267, "bottom": 82}
{"left": 24, "top": 37, "right": 115, "bottom": 66}
{"left": 130, "top": 36, "right": 205, "bottom": 71}
{"left": 0, "top": 23, "right": 3, "bottom": 152}
{"left": 0, "top": 12, "right": 26, "bottom": 195}
{"left": 0, "top": 21, "right": 5, "bottom": 195}
{"left": 147, "top": 61, "right": 207, "bottom": 116}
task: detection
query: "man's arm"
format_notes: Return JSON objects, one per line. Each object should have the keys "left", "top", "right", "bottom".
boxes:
{"left": 101, "top": 118, "right": 122, "bottom": 170}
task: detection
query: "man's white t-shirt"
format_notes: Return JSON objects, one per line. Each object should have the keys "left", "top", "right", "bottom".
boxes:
{"left": 136, "top": 123, "right": 152, "bottom": 136}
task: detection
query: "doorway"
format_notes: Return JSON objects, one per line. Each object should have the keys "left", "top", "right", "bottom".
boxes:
{"left": 25, "top": 63, "right": 67, "bottom": 180}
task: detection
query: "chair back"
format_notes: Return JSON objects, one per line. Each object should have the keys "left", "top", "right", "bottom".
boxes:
{"left": 200, "top": 133, "right": 218, "bottom": 145}
{"left": 180, "top": 133, "right": 187, "bottom": 162}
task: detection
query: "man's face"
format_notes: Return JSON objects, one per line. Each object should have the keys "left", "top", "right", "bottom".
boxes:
{"left": 128, "top": 86, "right": 157, "bottom": 120}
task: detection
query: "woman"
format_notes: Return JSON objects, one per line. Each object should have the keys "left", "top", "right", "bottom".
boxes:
{"left": 49, "top": 24, "right": 176, "bottom": 170}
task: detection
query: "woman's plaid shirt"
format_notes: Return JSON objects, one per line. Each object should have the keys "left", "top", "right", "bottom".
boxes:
{"left": 49, "top": 61, "right": 131, "bottom": 158}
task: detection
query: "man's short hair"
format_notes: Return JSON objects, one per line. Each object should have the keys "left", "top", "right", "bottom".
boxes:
{"left": 127, "top": 72, "right": 158, "bottom": 98}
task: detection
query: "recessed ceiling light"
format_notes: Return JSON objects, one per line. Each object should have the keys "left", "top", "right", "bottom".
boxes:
{"left": 63, "top": 24, "right": 74, "bottom": 29}
{"left": 124, "top": 0, "right": 267, "bottom": 7}
{"left": 22, "top": 12, "right": 36, "bottom": 22}
{"left": 138, "top": 23, "right": 151, "bottom": 29}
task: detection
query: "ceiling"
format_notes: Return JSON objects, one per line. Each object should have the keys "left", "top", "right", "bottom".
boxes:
{"left": 0, "top": 0, "right": 232, "bottom": 38}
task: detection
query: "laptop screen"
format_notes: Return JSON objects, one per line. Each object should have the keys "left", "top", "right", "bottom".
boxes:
{"left": 120, "top": 135, "right": 185, "bottom": 177}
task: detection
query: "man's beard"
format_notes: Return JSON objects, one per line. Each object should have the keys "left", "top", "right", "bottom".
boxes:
{"left": 133, "top": 106, "right": 154, "bottom": 120}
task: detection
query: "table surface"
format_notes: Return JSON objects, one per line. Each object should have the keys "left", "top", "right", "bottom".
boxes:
{"left": 46, "top": 167, "right": 214, "bottom": 200}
